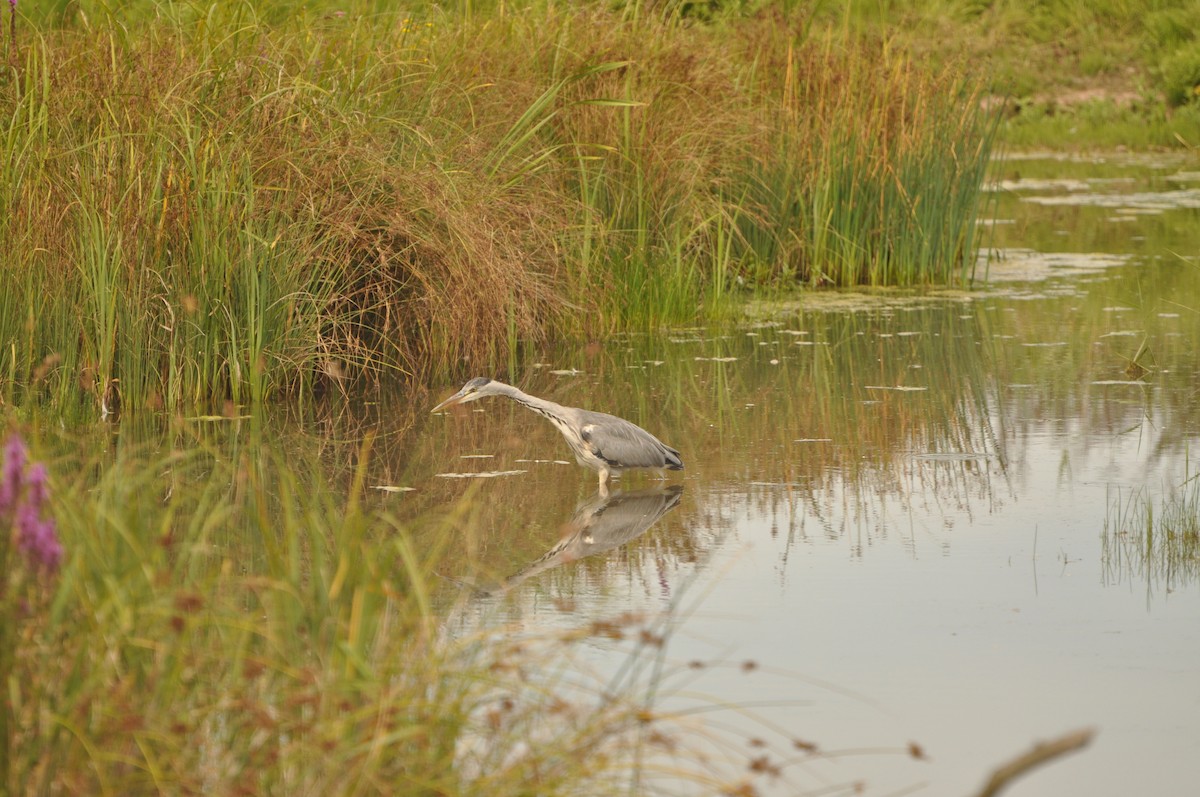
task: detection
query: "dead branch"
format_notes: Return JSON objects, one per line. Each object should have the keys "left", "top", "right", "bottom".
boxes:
{"left": 973, "top": 728, "right": 1096, "bottom": 797}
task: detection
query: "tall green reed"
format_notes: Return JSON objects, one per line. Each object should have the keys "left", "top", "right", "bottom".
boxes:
{"left": 729, "top": 35, "right": 1000, "bottom": 288}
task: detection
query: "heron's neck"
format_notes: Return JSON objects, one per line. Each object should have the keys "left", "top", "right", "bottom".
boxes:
{"left": 494, "top": 382, "right": 571, "bottom": 423}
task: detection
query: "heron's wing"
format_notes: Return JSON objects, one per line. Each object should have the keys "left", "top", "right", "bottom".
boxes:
{"left": 577, "top": 411, "right": 683, "bottom": 470}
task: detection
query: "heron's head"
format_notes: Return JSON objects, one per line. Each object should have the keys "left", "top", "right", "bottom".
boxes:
{"left": 431, "top": 377, "right": 494, "bottom": 413}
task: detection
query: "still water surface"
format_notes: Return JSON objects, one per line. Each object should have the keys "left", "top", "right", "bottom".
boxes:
{"left": 401, "top": 153, "right": 1200, "bottom": 796}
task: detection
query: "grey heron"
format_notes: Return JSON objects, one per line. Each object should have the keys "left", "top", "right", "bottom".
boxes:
{"left": 431, "top": 377, "right": 683, "bottom": 493}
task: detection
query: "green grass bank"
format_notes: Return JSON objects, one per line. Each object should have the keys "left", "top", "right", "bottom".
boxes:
{"left": 799, "top": 0, "right": 1200, "bottom": 149}
{"left": 1, "top": 1, "right": 999, "bottom": 412}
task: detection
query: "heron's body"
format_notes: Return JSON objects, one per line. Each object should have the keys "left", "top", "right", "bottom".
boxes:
{"left": 432, "top": 378, "right": 683, "bottom": 493}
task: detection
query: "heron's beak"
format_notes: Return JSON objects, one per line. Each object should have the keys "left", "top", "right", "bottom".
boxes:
{"left": 431, "top": 389, "right": 467, "bottom": 413}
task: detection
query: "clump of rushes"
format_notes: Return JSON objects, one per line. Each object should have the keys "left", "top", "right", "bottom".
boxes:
{"left": 0, "top": 4, "right": 999, "bottom": 412}
{"left": 1, "top": 431, "right": 63, "bottom": 793}
{"left": 1104, "top": 478, "right": 1200, "bottom": 590}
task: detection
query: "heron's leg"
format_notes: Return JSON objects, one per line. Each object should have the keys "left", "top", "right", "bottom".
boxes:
{"left": 598, "top": 469, "right": 610, "bottom": 497}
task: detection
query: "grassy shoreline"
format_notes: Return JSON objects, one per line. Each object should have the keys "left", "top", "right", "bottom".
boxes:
{"left": 1, "top": 2, "right": 999, "bottom": 413}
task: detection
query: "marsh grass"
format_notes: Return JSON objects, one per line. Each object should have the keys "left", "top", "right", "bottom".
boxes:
{"left": 0, "top": 3, "right": 999, "bottom": 412}
{"left": 8, "top": 438, "right": 475, "bottom": 793}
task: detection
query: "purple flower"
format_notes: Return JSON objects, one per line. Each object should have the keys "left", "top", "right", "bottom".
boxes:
{"left": 18, "top": 516, "right": 63, "bottom": 571}
{"left": 3, "top": 433, "right": 63, "bottom": 572}
{"left": 25, "top": 462, "right": 48, "bottom": 508}
{"left": 16, "top": 514, "right": 62, "bottom": 571}
{"left": 1, "top": 434, "right": 27, "bottom": 513}
{"left": 15, "top": 501, "right": 38, "bottom": 548}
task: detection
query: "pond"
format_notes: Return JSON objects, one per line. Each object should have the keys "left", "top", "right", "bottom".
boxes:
{"left": 81, "top": 152, "right": 1200, "bottom": 795}
{"left": 407, "top": 152, "right": 1200, "bottom": 796}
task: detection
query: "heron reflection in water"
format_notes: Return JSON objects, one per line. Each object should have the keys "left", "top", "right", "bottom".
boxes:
{"left": 432, "top": 378, "right": 683, "bottom": 495}
{"left": 473, "top": 485, "right": 684, "bottom": 597}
